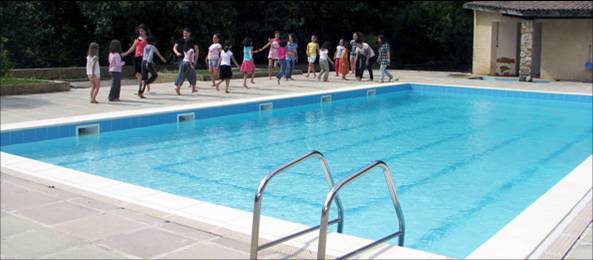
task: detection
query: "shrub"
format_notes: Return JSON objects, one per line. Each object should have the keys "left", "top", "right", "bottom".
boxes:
{"left": 0, "top": 37, "right": 13, "bottom": 77}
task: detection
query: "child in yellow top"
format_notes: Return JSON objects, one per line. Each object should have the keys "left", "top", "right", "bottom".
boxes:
{"left": 306, "top": 34, "right": 319, "bottom": 78}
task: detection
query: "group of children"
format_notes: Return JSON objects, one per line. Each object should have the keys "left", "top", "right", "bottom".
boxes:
{"left": 85, "top": 26, "right": 396, "bottom": 104}
{"left": 304, "top": 32, "right": 396, "bottom": 83}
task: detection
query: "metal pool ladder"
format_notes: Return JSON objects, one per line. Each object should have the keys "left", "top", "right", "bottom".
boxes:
{"left": 250, "top": 150, "right": 345, "bottom": 259}
{"left": 249, "top": 151, "right": 406, "bottom": 259}
{"left": 317, "top": 160, "right": 405, "bottom": 259}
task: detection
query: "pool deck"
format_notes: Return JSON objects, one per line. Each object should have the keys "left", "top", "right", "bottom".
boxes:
{"left": 1, "top": 70, "right": 591, "bottom": 124}
{"left": 1, "top": 69, "right": 592, "bottom": 259}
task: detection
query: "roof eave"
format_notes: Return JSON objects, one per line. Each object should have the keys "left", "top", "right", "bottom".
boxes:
{"left": 465, "top": 5, "right": 593, "bottom": 19}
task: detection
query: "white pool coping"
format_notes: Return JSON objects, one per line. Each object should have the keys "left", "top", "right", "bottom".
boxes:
{"left": 1, "top": 82, "right": 592, "bottom": 259}
{"left": 467, "top": 156, "right": 592, "bottom": 259}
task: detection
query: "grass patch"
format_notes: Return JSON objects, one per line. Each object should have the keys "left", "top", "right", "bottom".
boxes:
{"left": 0, "top": 77, "right": 48, "bottom": 86}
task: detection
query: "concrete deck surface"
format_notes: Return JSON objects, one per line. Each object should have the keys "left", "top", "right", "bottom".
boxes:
{"left": 2, "top": 70, "right": 591, "bottom": 124}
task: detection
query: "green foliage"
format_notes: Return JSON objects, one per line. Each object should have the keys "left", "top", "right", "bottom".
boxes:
{"left": 0, "top": 37, "right": 13, "bottom": 77}
{"left": 0, "top": 1, "right": 473, "bottom": 70}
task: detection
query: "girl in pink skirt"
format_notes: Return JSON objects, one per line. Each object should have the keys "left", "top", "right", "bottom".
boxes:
{"left": 255, "top": 31, "right": 280, "bottom": 80}
{"left": 241, "top": 37, "right": 257, "bottom": 88}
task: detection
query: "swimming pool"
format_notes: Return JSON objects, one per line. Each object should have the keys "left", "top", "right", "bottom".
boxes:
{"left": 1, "top": 84, "right": 592, "bottom": 258}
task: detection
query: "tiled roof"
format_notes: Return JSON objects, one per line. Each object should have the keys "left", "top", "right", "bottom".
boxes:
{"left": 463, "top": 1, "right": 593, "bottom": 18}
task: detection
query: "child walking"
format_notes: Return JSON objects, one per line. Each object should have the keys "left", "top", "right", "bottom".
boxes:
{"left": 334, "top": 39, "right": 345, "bottom": 77}
{"left": 241, "top": 37, "right": 257, "bottom": 88}
{"left": 122, "top": 24, "right": 150, "bottom": 92}
{"left": 349, "top": 32, "right": 360, "bottom": 76}
{"left": 108, "top": 40, "right": 125, "bottom": 101}
{"left": 138, "top": 36, "right": 166, "bottom": 98}
{"left": 174, "top": 40, "right": 198, "bottom": 95}
{"left": 215, "top": 41, "right": 241, "bottom": 93}
{"left": 339, "top": 42, "right": 351, "bottom": 80}
{"left": 275, "top": 40, "right": 288, "bottom": 85}
{"left": 306, "top": 34, "right": 319, "bottom": 78}
{"left": 86, "top": 42, "right": 100, "bottom": 104}
{"left": 318, "top": 42, "right": 335, "bottom": 82}
{"left": 378, "top": 35, "right": 396, "bottom": 82}
{"left": 254, "top": 31, "right": 281, "bottom": 80}
{"left": 285, "top": 34, "right": 298, "bottom": 80}
{"left": 206, "top": 33, "right": 222, "bottom": 87}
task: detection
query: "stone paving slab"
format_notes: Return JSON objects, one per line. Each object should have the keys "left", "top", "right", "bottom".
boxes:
{"left": 565, "top": 222, "right": 593, "bottom": 259}
{"left": 1, "top": 188, "right": 61, "bottom": 212}
{"left": 98, "top": 228, "right": 196, "bottom": 258}
{"left": 0, "top": 173, "right": 287, "bottom": 259}
{"left": 159, "top": 222, "right": 219, "bottom": 241}
{"left": 1, "top": 214, "right": 39, "bottom": 237}
{"left": 39, "top": 244, "right": 129, "bottom": 259}
{"left": 1, "top": 226, "right": 84, "bottom": 259}
{"left": 16, "top": 201, "right": 99, "bottom": 225}
{"left": 53, "top": 213, "right": 149, "bottom": 242}
{"left": 159, "top": 241, "right": 249, "bottom": 259}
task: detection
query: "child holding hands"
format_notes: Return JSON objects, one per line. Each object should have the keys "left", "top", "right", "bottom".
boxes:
{"left": 86, "top": 42, "right": 100, "bottom": 104}
{"left": 318, "top": 41, "right": 335, "bottom": 82}
{"left": 215, "top": 41, "right": 241, "bottom": 93}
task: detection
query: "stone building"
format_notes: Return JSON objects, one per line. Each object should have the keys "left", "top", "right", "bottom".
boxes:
{"left": 464, "top": 1, "right": 593, "bottom": 82}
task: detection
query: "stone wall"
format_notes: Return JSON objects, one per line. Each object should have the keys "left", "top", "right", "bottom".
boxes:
{"left": 519, "top": 20, "right": 534, "bottom": 81}
{"left": 0, "top": 80, "right": 71, "bottom": 96}
{"left": 8, "top": 65, "right": 177, "bottom": 81}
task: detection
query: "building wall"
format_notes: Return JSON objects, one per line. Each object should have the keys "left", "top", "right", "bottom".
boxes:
{"left": 540, "top": 19, "right": 593, "bottom": 82}
{"left": 472, "top": 11, "right": 521, "bottom": 75}
{"left": 472, "top": 11, "right": 592, "bottom": 82}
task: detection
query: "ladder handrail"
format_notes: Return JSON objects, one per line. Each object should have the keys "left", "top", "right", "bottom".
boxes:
{"left": 317, "top": 160, "right": 405, "bottom": 260}
{"left": 250, "top": 150, "right": 345, "bottom": 259}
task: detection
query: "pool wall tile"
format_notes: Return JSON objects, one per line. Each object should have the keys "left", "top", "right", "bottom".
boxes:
{"left": 10, "top": 131, "right": 23, "bottom": 145}
{"left": 22, "top": 129, "right": 37, "bottom": 143}
{"left": 35, "top": 128, "right": 48, "bottom": 142}
{"left": 47, "top": 126, "right": 59, "bottom": 139}
{"left": 1, "top": 132, "right": 11, "bottom": 146}
{"left": 2, "top": 83, "right": 591, "bottom": 147}
{"left": 99, "top": 120, "right": 112, "bottom": 132}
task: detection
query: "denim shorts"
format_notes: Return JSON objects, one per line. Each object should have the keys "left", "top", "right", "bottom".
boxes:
{"left": 208, "top": 59, "right": 219, "bottom": 68}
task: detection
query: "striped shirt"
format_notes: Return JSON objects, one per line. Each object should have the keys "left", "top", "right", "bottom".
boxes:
{"left": 379, "top": 43, "right": 390, "bottom": 66}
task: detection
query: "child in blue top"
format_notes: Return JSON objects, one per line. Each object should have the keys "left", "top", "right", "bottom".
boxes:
{"left": 286, "top": 34, "right": 298, "bottom": 80}
{"left": 241, "top": 37, "right": 257, "bottom": 88}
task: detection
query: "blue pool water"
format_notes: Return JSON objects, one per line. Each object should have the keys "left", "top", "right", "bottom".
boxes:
{"left": 2, "top": 87, "right": 592, "bottom": 257}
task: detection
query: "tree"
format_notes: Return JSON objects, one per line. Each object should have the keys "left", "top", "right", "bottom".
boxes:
{"left": 0, "top": 1, "right": 473, "bottom": 71}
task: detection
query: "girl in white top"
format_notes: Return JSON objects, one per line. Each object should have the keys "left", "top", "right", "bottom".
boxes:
{"left": 206, "top": 34, "right": 222, "bottom": 87}
{"left": 86, "top": 42, "right": 100, "bottom": 104}
{"left": 334, "top": 39, "right": 345, "bottom": 76}
{"left": 318, "top": 42, "right": 335, "bottom": 82}
{"left": 214, "top": 41, "right": 240, "bottom": 93}
{"left": 174, "top": 41, "right": 198, "bottom": 95}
